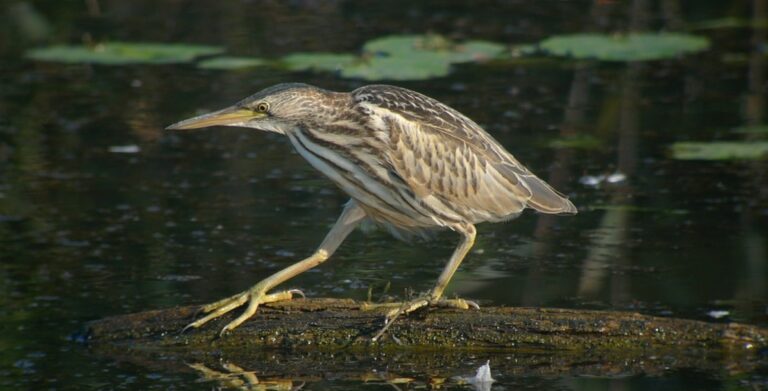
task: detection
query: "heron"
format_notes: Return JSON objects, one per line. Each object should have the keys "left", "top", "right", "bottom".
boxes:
{"left": 167, "top": 83, "right": 577, "bottom": 337}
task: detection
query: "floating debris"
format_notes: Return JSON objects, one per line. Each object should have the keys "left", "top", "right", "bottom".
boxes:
{"left": 108, "top": 145, "right": 140, "bottom": 154}
{"left": 456, "top": 360, "right": 495, "bottom": 391}
{"left": 579, "top": 172, "right": 627, "bottom": 187}
{"left": 707, "top": 310, "right": 730, "bottom": 319}
{"left": 605, "top": 172, "right": 627, "bottom": 184}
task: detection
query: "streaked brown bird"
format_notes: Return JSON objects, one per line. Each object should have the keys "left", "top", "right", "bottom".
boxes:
{"left": 167, "top": 83, "right": 576, "bottom": 337}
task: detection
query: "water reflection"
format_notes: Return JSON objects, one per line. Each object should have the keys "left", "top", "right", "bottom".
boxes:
{"left": 188, "top": 360, "right": 498, "bottom": 391}
{"left": 188, "top": 362, "right": 303, "bottom": 390}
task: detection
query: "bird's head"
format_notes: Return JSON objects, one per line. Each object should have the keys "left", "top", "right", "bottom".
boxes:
{"left": 166, "top": 83, "right": 331, "bottom": 134}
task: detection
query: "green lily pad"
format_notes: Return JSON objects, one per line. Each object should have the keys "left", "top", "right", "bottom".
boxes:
{"left": 364, "top": 35, "right": 452, "bottom": 56}
{"left": 450, "top": 40, "right": 507, "bottom": 62}
{"left": 539, "top": 33, "right": 710, "bottom": 62}
{"left": 340, "top": 54, "right": 452, "bottom": 81}
{"left": 197, "top": 56, "right": 266, "bottom": 70}
{"left": 671, "top": 141, "right": 768, "bottom": 160}
{"left": 337, "top": 34, "right": 506, "bottom": 81}
{"left": 26, "top": 42, "right": 224, "bottom": 65}
{"left": 282, "top": 53, "right": 356, "bottom": 72}
{"left": 363, "top": 35, "right": 505, "bottom": 63}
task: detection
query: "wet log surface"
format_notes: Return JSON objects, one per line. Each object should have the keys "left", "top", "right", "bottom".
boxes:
{"left": 83, "top": 298, "right": 768, "bottom": 382}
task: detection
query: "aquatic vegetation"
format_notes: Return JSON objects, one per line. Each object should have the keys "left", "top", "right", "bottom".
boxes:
{"left": 197, "top": 56, "right": 267, "bottom": 70}
{"left": 281, "top": 52, "right": 356, "bottom": 72}
{"left": 25, "top": 42, "right": 223, "bottom": 64}
{"left": 539, "top": 33, "right": 710, "bottom": 61}
{"left": 24, "top": 35, "right": 507, "bottom": 81}
{"left": 282, "top": 35, "right": 506, "bottom": 81}
{"left": 671, "top": 141, "right": 768, "bottom": 160}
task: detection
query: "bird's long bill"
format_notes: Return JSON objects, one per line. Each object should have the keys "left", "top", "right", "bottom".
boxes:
{"left": 165, "top": 106, "right": 263, "bottom": 130}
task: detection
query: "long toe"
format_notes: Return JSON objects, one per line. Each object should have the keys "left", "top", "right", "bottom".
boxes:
{"left": 373, "top": 295, "right": 478, "bottom": 341}
{"left": 183, "top": 288, "right": 303, "bottom": 334}
{"left": 435, "top": 298, "right": 480, "bottom": 310}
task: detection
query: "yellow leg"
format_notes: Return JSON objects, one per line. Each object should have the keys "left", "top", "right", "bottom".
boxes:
{"left": 372, "top": 223, "right": 478, "bottom": 341}
{"left": 184, "top": 201, "right": 366, "bottom": 335}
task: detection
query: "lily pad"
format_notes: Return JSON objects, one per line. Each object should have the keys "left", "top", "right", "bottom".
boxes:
{"left": 337, "top": 34, "right": 506, "bottom": 81}
{"left": 340, "top": 54, "right": 452, "bottom": 81}
{"left": 282, "top": 53, "right": 356, "bottom": 72}
{"left": 363, "top": 35, "right": 451, "bottom": 56}
{"left": 197, "top": 56, "right": 266, "bottom": 70}
{"left": 671, "top": 141, "right": 768, "bottom": 160}
{"left": 539, "top": 33, "right": 710, "bottom": 62}
{"left": 26, "top": 42, "right": 224, "bottom": 65}
{"left": 450, "top": 40, "right": 507, "bottom": 63}
{"left": 363, "top": 35, "right": 505, "bottom": 63}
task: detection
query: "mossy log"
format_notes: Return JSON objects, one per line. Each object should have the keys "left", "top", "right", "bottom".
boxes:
{"left": 83, "top": 298, "right": 768, "bottom": 380}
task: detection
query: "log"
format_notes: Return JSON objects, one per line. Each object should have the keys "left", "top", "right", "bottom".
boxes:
{"left": 82, "top": 298, "right": 768, "bottom": 382}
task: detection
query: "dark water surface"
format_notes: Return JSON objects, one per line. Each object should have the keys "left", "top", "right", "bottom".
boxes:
{"left": 1, "top": 1, "right": 767, "bottom": 389}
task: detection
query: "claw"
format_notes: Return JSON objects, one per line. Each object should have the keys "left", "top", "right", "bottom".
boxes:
{"left": 181, "top": 288, "right": 304, "bottom": 334}
{"left": 371, "top": 295, "right": 478, "bottom": 341}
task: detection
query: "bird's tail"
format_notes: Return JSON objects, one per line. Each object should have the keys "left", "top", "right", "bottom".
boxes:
{"left": 523, "top": 176, "right": 577, "bottom": 215}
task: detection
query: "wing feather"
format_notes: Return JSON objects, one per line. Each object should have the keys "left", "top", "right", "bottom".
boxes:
{"left": 352, "top": 85, "right": 577, "bottom": 221}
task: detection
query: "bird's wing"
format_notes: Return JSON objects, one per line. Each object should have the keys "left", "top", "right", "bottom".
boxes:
{"left": 352, "top": 85, "right": 576, "bottom": 218}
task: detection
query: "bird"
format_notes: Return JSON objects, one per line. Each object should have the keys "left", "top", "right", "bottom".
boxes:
{"left": 166, "top": 83, "right": 577, "bottom": 337}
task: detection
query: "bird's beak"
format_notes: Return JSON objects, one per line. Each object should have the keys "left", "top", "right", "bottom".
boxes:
{"left": 165, "top": 106, "right": 264, "bottom": 130}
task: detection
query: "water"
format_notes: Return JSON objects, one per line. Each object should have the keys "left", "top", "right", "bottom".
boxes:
{"left": 1, "top": 1, "right": 767, "bottom": 389}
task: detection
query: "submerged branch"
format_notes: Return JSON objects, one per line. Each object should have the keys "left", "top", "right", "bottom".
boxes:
{"left": 83, "top": 298, "right": 768, "bottom": 379}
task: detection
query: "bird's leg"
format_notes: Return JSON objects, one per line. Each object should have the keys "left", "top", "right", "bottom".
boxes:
{"left": 184, "top": 201, "right": 366, "bottom": 335}
{"left": 372, "top": 224, "right": 478, "bottom": 340}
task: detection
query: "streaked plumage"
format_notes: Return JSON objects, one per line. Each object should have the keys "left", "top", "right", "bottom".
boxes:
{"left": 167, "top": 83, "right": 576, "bottom": 337}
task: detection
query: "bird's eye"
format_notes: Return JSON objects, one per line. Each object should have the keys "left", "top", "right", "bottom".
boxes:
{"left": 255, "top": 102, "right": 270, "bottom": 113}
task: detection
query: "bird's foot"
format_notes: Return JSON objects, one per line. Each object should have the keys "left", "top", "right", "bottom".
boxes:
{"left": 370, "top": 294, "right": 479, "bottom": 341}
{"left": 182, "top": 287, "right": 304, "bottom": 336}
